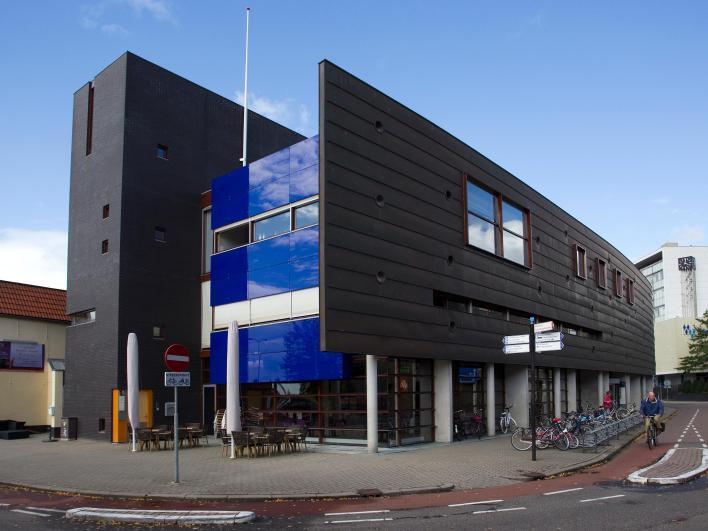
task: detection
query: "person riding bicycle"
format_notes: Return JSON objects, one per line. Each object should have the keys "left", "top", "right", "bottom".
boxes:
{"left": 640, "top": 391, "right": 664, "bottom": 435}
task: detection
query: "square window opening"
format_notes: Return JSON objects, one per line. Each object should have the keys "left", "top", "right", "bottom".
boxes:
{"left": 154, "top": 226, "right": 166, "bottom": 242}
{"left": 156, "top": 144, "right": 169, "bottom": 160}
{"left": 153, "top": 325, "right": 165, "bottom": 339}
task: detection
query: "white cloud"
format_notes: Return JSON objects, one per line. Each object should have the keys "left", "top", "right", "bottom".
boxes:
{"left": 651, "top": 197, "right": 670, "bottom": 205}
{"left": 0, "top": 229, "right": 67, "bottom": 289}
{"left": 125, "top": 0, "right": 177, "bottom": 25}
{"left": 670, "top": 225, "right": 705, "bottom": 244}
{"left": 235, "top": 91, "right": 315, "bottom": 137}
{"left": 101, "top": 23, "right": 130, "bottom": 36}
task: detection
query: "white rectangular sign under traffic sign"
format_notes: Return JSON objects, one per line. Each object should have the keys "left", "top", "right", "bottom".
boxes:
{"left": 535, "top": 341, "right": 564, "bottom": 353}
{"left": 164, "top": 372, "right": 191, "bottom": 387}
{"left": 535, "top": 331, "right": 564, "bottom": 343}
{"left": 533, "top": 321, "right": 555, "bottom": 333}
{"left": 503, "top": 343, "right": 530, "bottom": 354}
{"left": 502, "top": 334, "right": 530, "bottom": 345}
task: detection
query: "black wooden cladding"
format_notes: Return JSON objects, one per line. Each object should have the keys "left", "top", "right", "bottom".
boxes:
{"left": 318, "top": 60, "right": 654, "bottom": 375}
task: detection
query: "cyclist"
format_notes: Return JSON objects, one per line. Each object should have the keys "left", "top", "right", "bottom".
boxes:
{"left": 640, "top": 391, "right": 664, "bottom": 436}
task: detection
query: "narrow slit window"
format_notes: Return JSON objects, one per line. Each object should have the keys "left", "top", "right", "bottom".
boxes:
{"left": 614, "top": 269, "right": 623, "bottom": 297}
{"left": 627, "top": 278, "right": 635, "bottom": 305}
{"left": 501, "top": 200, "right": 529, "bottom": 266}
{"left": 156, "top": 144, "right": 169, "bottom": 160}
{"left": 154, "top": 226, "right": 166, "bottom": 242}
{"left": 102, "top": 204, "right": 110, "bottom": 219}
{"left": 101, "top": 239, "right": 109, "bottom": 254}
{"left": 597, "top": 258, "right": 607, "bottom": 289}
{"left": 574, "top": 244, "right": 587, "bottom": 279}
{"left": 86, "top": 82, "right": 94, "bottom": 156}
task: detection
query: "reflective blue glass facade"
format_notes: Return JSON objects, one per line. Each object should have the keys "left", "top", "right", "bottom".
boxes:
{"left": 210, "top": 136, "right": 347, "bottom": 383}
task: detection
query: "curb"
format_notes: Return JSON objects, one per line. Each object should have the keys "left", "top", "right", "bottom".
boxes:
{"left": 65, "top": 507, "right": 255, "bottom": 525}
{"left": 627, "top": 448, "right": 708, "bottom": 485}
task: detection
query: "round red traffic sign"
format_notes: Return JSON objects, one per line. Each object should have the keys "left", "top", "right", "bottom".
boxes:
{"left": 164, "top": 344, "right": 190, "bottom": 372}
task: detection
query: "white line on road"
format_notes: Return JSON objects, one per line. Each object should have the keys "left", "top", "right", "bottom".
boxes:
{"left": 326, "top": 517, "right": 394, "bottom": 524}
{"left": 543, "top": 487, "right": 584, "bottom": 496}
{"left": 25, "top": 507, "right": 66, "bottom": 514}
{"left": 0, "top": 503, "right": 10, "bottom": 507}
{"left": 10, "top": 509, "right": 51, "bottom": 517}
{"left": 324, "top": 510, "right": 390, "bottom": 516}
{"left": 448, "top": 499, "right": 503, "bottom": 507}
{"left": 579, "top": 494, "right": 626, "bottom": 503}
{"left": 473, "top": 507, "right": 526, "bottom": 515}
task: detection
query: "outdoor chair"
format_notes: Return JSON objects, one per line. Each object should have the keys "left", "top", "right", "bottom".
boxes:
{"left": 268, "top": 429, "right": 285, "bottom": 455}
{"left": 136, "top": 428, "right": 153, "bottom": 451}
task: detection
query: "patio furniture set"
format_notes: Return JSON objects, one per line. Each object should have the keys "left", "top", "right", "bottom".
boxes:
{"left": 131, "top": 422, "right": 208, "bottom": 451}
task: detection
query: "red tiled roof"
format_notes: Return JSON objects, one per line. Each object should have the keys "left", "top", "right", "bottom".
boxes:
{"left": 0, "top": 280, "right": 69, "bottom": 323}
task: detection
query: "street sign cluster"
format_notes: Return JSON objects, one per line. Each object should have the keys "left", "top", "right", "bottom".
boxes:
{"left": 501, "top": 322, "right": 565, "bottom": 354}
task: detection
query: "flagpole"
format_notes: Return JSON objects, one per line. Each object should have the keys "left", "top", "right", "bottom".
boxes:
{"left": 241, "top": 7, "right": 250, "bottom": 167}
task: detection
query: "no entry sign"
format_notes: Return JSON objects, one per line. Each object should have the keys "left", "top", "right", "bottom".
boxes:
{"left": 164, "top": 344, "right": 190, "bottom": 372}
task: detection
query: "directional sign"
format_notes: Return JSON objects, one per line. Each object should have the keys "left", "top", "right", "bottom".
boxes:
{"left": 534, "top": 341, "right": 564, "bottom": 353}
{"left": 503, "top": 343, "right": 530, "bottom": 354}
{"left": 502, "top": 334, "right": 530, "bottom": 345}
{"left": 164, "top": 372, "right": 191, "bottom": 387}
{"left": 535, "top": 331, "right": 564, "bottom": 343}
{"left": 533, "top": 321, "right": 555, "bottom": 333}
{"left": 164, "top": 344, "right": 190, "bottom": 372}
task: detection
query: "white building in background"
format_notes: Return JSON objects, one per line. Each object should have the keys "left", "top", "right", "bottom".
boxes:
{"left": 635, "top": 243, "right": 708, "bottom": 392}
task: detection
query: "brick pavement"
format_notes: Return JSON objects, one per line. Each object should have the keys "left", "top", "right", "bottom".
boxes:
{"left": 0, "top": 425, "right": 644, "bottom": 499}
{"left": 637, "top": 448, "right": 703, "bottom": 478}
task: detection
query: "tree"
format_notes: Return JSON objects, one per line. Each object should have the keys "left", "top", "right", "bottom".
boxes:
{"left": 677, "top": 310, "right": 708, "bottom": 373}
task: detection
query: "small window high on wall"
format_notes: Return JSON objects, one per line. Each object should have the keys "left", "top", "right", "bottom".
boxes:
{"left": 574, "top": 244, "right": 587, "bottom": 279}
{"left": 627, "top": 278, "right": 635, "bottom": 305}
{"left": 597, "top": 258, "right": 607, "bottom": 289}
{"left": 614, "top": 269, "right": 623, "bottom": 297}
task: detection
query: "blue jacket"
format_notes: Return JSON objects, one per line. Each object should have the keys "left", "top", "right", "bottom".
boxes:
{"left": 641, "top": 398, "right": 664, "bottom": 417}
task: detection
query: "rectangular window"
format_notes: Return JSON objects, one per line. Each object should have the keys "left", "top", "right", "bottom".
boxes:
{"left": 156, "top": 144, "right": 168, "bottom": 160}
{"left": 70, "top": 309, "right": 96, "bottom": 326}
{"left": 216, "top": 222, "right": 249, "bottom": 252}
{"left": 86, "top": 82, "right": 94, "bottom": 156}
{"left": 614, "top": 269, "right": 623, "bottom": 297}
{"left": 154, "top": 226, "right": 166, "bottom": 242}
{"left": 152, "top": 324, "right": 165, "bottom": 339}
{"left": 466, "top": 180, "right": 498, "bottom": 254}
{"left": 597, "top": 258, "right": 607, "bottom": 289}
{"left": 627, "top": 278, "right": 635, "bottom": 305}
{"left": 102, "top": 204, "right": 110, "bottom": 219}
{"left": 574, "top": 244, "right": 587, "bottom": 279}
{"left": 101, "top": 239, "right": 109, "bottom": 254}
{"left": 253, "top": 210, "right": 290, "bottom": 242}
{"left": 294, "top": 201, "right": 319, "bottom": 229}
{"left": 501, "top": 200, "right": 528, "bottom": 266}
{"left": 203, "top": 209, "right": 213, "bottom": 273}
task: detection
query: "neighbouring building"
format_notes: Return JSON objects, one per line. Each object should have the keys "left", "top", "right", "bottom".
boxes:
{"left": 64, "top": 52, "right": 303, "bottom": 441}
{"left": 635, "top": 242, "right": 708, "bottom": 392}
{"left": 0, "top": 281, "right": 68, "bottom": 430}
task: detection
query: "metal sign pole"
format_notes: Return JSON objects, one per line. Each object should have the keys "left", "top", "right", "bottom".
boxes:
{"left": 174, "top": 385, "right": 179, "bottom": 483}
{"left": 530, "top": 317, "right": 537, "bottom": 462}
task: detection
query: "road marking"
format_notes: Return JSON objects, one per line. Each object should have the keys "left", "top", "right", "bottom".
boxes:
{"left": 0, "top": 503, "right": 10, "bottom": 507}
{"left": 674, "top": 444, "right": 679, "bottom": 448}
{"left": 25, "top": 507, "right": 66, "bottom": 514}
{"left": 543, "top": 487, "right": 584, "bottom": 496}
{"left": 324, "top": 510, "right": 390, "bottom": 516}
{"left": 326, "top": 517, "right": 394, "bottom": 524}
{"left": 11, "top": 509, "right": 51, "bottom": 517}
{"left": 580, "top": 494, "right": 626, "bottom": 503}
{"left": 473, "top": 507, "right": 526, "bottom": 515}
{"left": 448, "top": 499, "right": 503, "bottom": 507}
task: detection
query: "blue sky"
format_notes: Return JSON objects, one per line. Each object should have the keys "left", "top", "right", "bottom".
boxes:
{"left": 1, "top": 1, "right": 706, "bottom": 288}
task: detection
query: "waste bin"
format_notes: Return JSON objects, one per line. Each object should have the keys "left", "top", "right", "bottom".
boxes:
{"left": 60, "top": 417, "right": 78, "bottom": 440}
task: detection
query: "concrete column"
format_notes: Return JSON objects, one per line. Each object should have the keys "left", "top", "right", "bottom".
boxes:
{"left": 579, "top": 370, "right": 596, "bottom": 410}
{"left": 597, "top": 371, "right": 604, "bottom": 407}
{"left": 366, "top": 354, "right": 378, "bottom": 453}
{"left": 567, "top": 369, "right": 578, "bottom": 412}
{"left": 640, "top": 376, "right": 647, "bottom": 397}
{"left": 553, "top": 368, "right": 562, "bottom": 418}
{"left": 434, "top": 359, "right": 453, "bottom": 443}
{"left": 604, "top": 372, "right": 611, "bottom": 397}
{"left": 504, "top": 365, "right": 529, "bottom": 428}
{"left": 486, "top": 363, "right": 495, "bottom": 436}
{"left": 630, "top": 375, "right": 641, "bottom": 406}
{"left": 623, "top": 373, "right": 631, "bottom": 407}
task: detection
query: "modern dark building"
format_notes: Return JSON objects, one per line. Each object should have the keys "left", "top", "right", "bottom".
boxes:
{"left": 66, "top": 53, "right": 654, "bottom": 447}
{"left": 202, "top": 61, "right": 654, "bottom": 448}
{"left": 65, "top": 52, "right": 303, "bottom": 440}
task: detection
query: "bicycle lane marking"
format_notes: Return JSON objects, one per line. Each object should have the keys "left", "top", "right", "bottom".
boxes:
{"left": 579, "top": 494, "right": 625, "bottom": 503}
{"left": 543, "top": 488, "right": 583, "bottom": 496}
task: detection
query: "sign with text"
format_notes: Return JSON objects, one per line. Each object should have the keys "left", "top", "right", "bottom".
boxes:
{"left": 503, "top": 343, "right": 530, "bottom": 354}
{"left": 0, "top": 341, "right": 44, "bottom": 370}
{"left": 533, "top": 321, "right": 555, "bottom": 334}
{"left": 535, "top": 340, "right": 564, "bottom": 353}
{"left": 164, "top": 372, "right": 191, "bottom": 387}
{"left": 535, "top": 332, "right": 564, "bottom": 343}
{"left": 165, "top": 402, "right": 176, "bottom": 416}
{"left": 502, "top": 334, "right": 529, "bottom": 345}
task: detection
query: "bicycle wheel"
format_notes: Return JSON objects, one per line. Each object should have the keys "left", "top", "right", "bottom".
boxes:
{"left": 511, "top": 427, "right": 533, "bottom": 451}
{"left": 647, "top": 426, "right": 655, "bottom": 450}
{"left": 500, "top": 417, "right": 509, "bottom": 434}
{"left": 616, "top": 408, "right": 628, "bottom": 420}
{"left": 535, "top": 429, "right": 550, "bottom": 449}
{"left": 566, "top": 432, "right": 580, "bottom": 449}
{"left": 508, "top": 418, "right": 517, "bottom": 433}
{"left": 554, "top": 433, "right": 570, "bottom": 451}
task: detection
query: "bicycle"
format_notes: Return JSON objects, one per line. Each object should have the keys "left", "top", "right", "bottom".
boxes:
{"left": 499, "top": 404, "right": 517, "bottom": 434}
{"left": 454, "top": 409, "right": 486, "bottom": 440}
{"left": 646, "top": 415, "right": 659, "bottom": 450}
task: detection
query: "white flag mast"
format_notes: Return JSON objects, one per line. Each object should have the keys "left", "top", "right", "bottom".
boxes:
{"left": 241, "top": 7, "right": 251, "bottom": 167}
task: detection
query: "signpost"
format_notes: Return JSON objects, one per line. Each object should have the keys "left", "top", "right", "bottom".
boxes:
{"left": 503, "top": 343, "right": 530, "bottom": 354}
{"left": 534, "top": 340, "right": 564, "bottom": 353}
{"left": 164, "top": 344, "right": 190, "bottom": 483}
{"left": 502, "top": 334, "right": 530, "bottom": 345}
{"left": 535, "top": 331, "right": 564, "bottom": 343}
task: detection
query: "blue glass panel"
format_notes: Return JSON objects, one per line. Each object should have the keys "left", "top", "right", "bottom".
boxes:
{"left": 289, "top": 226, "right": 318, "bottom": 262}
{"left": 211, "top": 167, "right": 248, "bottom": 229}
{"left": 289, "top": 165, "right": 318, "bottom": 203}
{"left": 289, "top": 136, "right": 319, "bottom": 173}
{"left": 211, "top": 247, "right": 248, "bottom": 306}
{"left": 248, "top": 262, "right": 290, "bottom": 298}
{"left": 249, "top": 174, "right": 290, "bottom": 216}
{"left": 248, "top": 147, "right": 289, "bottom": 189}
{"left": 209, "top": 318, "right": 348, "bottom": 384}
{"left": 290, "top": 255, "right": 319, "bottom": 291}
{"left": 247, "top": 232, "right": 290, "bottom": 271}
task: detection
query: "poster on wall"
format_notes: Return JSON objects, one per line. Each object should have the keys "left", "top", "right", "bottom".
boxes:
{"left": 0, "top": 341, "right": 44, "bottom": 370}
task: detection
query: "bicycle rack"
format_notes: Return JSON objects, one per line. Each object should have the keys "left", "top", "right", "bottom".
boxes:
{"left": 580, "top": 414, "right": 643, "bottom": 452}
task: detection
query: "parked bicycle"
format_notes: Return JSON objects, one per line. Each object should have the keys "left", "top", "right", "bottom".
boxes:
{"left": 453, "top": 409, "right": 486, "bottom": 440}
{"left": 499, "top": 404, "right": 517, "bottom": 434}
